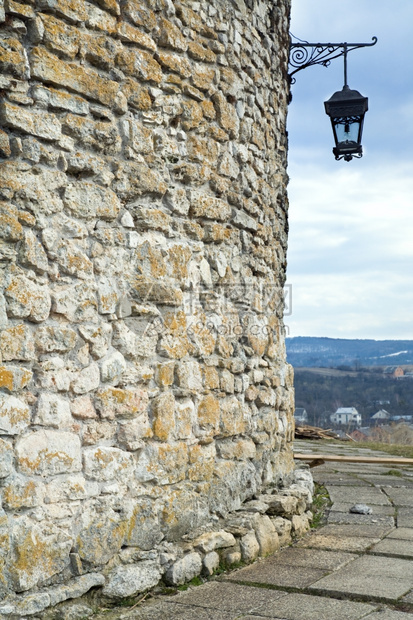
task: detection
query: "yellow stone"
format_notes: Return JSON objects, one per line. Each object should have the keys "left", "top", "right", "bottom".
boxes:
{"left": 156, "top": 51, "right": 192, "bottom": 78}
{"left": 197, "top": 394, "right": 220, "bottom": 430}
{"left": 152, "top": 392, "right": 175, "bottom": 441}
{"left": 30, "top": 46, "right": 119, "bottom": 107}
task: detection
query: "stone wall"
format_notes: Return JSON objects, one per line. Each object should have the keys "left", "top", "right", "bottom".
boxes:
{"left": 0, "top": 0, "right": 300, "bottom": 614}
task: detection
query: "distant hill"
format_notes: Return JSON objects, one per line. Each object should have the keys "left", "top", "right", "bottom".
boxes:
{"left": 286, "top": 337, "right": 413, "bottom": 368}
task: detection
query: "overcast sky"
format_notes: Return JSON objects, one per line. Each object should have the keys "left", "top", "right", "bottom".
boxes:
{"left": 286, "top": 0, "right": 413, "bottom": 340}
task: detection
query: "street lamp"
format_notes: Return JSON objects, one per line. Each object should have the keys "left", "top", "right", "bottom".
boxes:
{"left": 289, "top": 36, "right": 377, "bottom": 162}
{"left": 324, "top": 44, "right": 368, "bottom": 161}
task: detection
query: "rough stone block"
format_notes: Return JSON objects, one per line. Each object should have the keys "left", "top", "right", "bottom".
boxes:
{"left": 103, "top": 561, "right": 162, "bottom": 598}
{"left": 72, "top": 363, "right": 100, "bottom": 394}
{"left": 165, "top": 552, "right": 202, "bottom": 586}
{"left": 16, "top": 430, "right": 82, "bottom": 476}
{"left": 116, "top": 47, "right": 162, "bottom": 82}
{"left": 38, "top": 0, "right": 87, "bottom": 22}
{"left": 0, "top": 36, "right": 29, "bottom": 79}
{"left": 95, "top": 386, "right": 149, "bottom": 419}
{"left": 194, "top": 531, "right": 236, "bottom": 553}
{"left": 188, "top": 190, "right": 231, "bottom": 221}
{"left": 0, "top": 365, "right": 32, "bottom": 392}
{"left": 34, "top": 393, "right": 72, "bottom": 428}
{"left": 2, "top": 473, "right": 45, "bottom": 509}
{"left": 4, "top": 274, "right": 51, "bottom": 323}
{"left": 30, "top": 47, "right": 119, "bottom": 106}
{"left": 240, "top": 531, "right": 260, "bottom": 563}
{"left": 0, "top": 393, "right": 30, "bottom": 435}
{"left": 83, "top": 446, "right": 134, "bottom": 481}
{"left": 0, "top": 437, "right": 14, "bottom": 478}
{"left": 0, "top": 101, "right": 62, "bottom": 141}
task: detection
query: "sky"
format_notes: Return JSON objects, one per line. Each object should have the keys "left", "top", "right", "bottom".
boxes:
{"left": 286, "top": 0, "right": 413, "bottom": 341}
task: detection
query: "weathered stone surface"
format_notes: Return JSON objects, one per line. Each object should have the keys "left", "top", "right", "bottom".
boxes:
{"left": 35, "top": 325, "right": 78, "bottom": 353}
{"left": 253, "top": 514, "right": 280, "bottom": 557}
{"left": 188, "top": 190, "right": 231, "bottom": 221}
{"left": 72, "top": 363, "right": 100, "bottom": 394}
{"left": 240, "top": 530, "right": 260, "bottom": 563}
{"left": 64, "top": 181, "right": 121, "bottom": 220}
{"left": 16, "top": 430, "right": 82, "bottom": 476}
{"left": 103, "top": 561, "right": 162, "bottom": 598}
{"left": 0, "top": 393, "right": 30, "bottom": 435}
{"left": 2, "top": 473, "right": 45, "bottom": 509}
{"left": 75, "top": 503, "right": 129, "bottom": 565}
{"left": 9, "top": 515, "right": 72, "bottom": 591}
{"left": 95, "top": 386, "right": 148, "bottom": 419}
{"left": 0, "top": 0, "right": 294, "bottom": 607}
{"left": 83, "top": 446, "right": 134, "bottom": 481}
{"left": 165, "top": 552, "right": 202, "bottom": 586}
{"left": 194, "top": 530, "right": 236, "bottom": 553}
{"left": 4, "top": 273, "right": 51, "bottom": 322}
{"left": 0, "top": 365, "right": 32, "bottom": 392}
{"left": 34, "top": 392, "right": 72, "bottom": 428}
{"left": 116, "top": 47, "right": 162, "bottom": 82}
{"left": 0, "top": 324, "right": 35, "bottom": 362}
{"left": 0, "top": 438, "right": 14, "bottom": 478}
{"left": 203, "top": 551, "right": 220, "bottom": 576}
{"left": 19, "top": 230, "right": 49, "bottom": 273}
{"left": 0, "top": 100, "right": 61, "bottom": 141}
{"left": 0, "top": 36, "right": 29, "bottom": 79}
{"left": 30, "top": 47, "right": 119, "bottom": 106}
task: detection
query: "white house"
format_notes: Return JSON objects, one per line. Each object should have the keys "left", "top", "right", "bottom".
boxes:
{"left": 371, "top": 409, "right": 390, "bottom": 423}
{"left": 330, "top": 407, "right": 361, "bottom": 426}
{"left": 294, "top": 408, "right": 308, "bottom": 424}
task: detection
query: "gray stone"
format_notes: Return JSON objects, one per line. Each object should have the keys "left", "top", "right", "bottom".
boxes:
{"left": 350, "top": 503, "right": 373, "bottom": 514}
{"left": 0, "top": 393, "right": 30, "bottom": 435}
{"left": 103, "top": 562, "right": 161, "bottom": 598}
{"left": 193, "top": 530, "right": 236, "bottom": 553}
{"left": 240, "top": 530, "right": 260, "bottom": 563}
{"left": 165, "top": 553, "right": 202, "bottom": 586}
{"left": 202, "top": 551, "right": 220, "bottom": 576}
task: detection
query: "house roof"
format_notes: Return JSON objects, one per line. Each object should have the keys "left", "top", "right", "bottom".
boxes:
{"left": 335, "top": 407, "right": 359, "bottom": 414}
{"left": 383, "top": 366, "right": 403, "bottom": 373}
{"left": 294, "top": 408, "right": 307, "bottom": 415}
{"left": 371, "top": 409, "right": 390, "bottom": 419}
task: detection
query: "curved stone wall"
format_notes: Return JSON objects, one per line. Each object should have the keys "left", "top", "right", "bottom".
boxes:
{"left": 0, "top": 0, "right": 295, "bottom": 613}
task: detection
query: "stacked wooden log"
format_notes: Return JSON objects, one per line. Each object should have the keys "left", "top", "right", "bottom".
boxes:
{"left": 295, "top": 425, "right": 341, "bottom": 440}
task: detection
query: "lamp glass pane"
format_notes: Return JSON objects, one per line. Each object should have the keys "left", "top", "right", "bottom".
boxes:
{"left": 334, "top": 118, "right": 360, "bottom": 145}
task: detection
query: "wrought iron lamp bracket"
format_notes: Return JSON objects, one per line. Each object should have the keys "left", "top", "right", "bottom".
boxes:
{"left": 289, "top": 35, "right": 377, "bottom": 84}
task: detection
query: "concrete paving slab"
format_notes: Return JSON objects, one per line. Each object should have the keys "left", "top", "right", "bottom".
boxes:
{"left": 309, "top": 555, "right": 413, "bottom": 601}
{"left": 384, "top": 488, "right": 413, "bottom": 506}
{"left": 331, "top": 503, "right": 395, "bottom": 515}
{"left": 397, "top": 515, "right": 413, "bottom": 527}
{"left": 326, "top": 486, "right": 391, "bottom": 505}
{"left": 363, "top": 612, "right": 413, "bottom": 620}
{"left": 309, "top": 573, "right": 412, "bottom": 601}
{"left": 370, "top": 538, "right": 413, "bottom": 558}
{"left": 225, "top": 563, "right": 327, "bottom": 588}
{"left": 295, "top": 533, "right": 380, "bottom": 552}
{"left": 327, "top": 512, "right": 395, "bottom": 527}
{"left": 359, "top": 476, "right": 413, "bottom": 488}
{"left": 162, "top": 582, "right": 286, "bottom": 614}
{"left": 318, "top": 523, "right": 394, "bottom": 538}
{"left": 268, "top": 547, "right": 356, "bottom": 571}
{"left": 121, "top": 601, "right": 236, "bottom": 620}
{"left": 250, "top": 592, "right": 378, "bottom": 620}
{"left": 387, "top": 527, "right": 413, "bottom": 540}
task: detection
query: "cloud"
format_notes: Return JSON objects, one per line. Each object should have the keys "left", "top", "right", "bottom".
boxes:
{"left": 286, "top": 159, "right": 413, "bottom": 339}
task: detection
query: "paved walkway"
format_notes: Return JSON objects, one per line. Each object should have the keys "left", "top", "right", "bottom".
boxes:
{"left": 100, "top": 440, "right": 413, "bottom": 619}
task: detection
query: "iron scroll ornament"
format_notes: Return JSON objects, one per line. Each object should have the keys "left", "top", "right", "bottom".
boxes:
{"left": 288, "top": 35, "right": 378, "bottom": 84}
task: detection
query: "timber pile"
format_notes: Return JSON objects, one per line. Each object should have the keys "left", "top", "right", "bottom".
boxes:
{"left": 295, "top": 425, "right": 341, "bottom": 440}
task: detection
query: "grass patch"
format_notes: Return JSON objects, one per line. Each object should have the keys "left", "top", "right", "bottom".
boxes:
{"left": 311, "top": 482, "right": 332, "bottom": 528}
{"left": 385, "top": 469, "right": 403, "bottom": 477}
{"left": 177, "top": 576, "right": 204, "bottom": 591}
{"left": 355, "top": 441, "right": 413, "bottom": 460}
